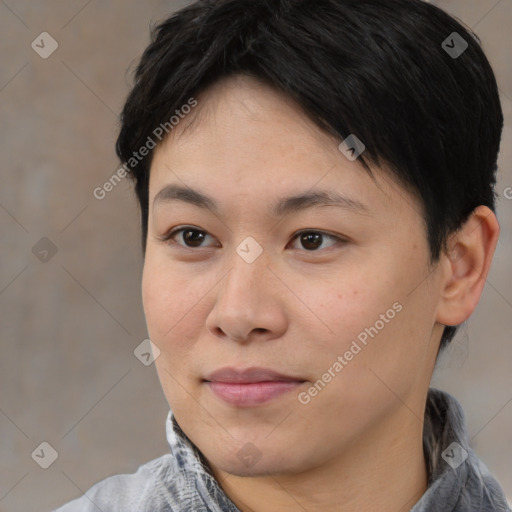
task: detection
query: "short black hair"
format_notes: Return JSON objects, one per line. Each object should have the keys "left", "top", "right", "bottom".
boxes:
{"left": 115, "top": 0, "right": 503, "bottom": 350}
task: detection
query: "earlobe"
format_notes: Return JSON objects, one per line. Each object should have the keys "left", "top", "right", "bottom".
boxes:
{"left": 436, "top": 206, "right": 500, "bottom": 327}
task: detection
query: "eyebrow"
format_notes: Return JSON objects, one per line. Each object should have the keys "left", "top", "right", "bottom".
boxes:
{"left": 152, "top": 184, "right": 370, "bottom": 217}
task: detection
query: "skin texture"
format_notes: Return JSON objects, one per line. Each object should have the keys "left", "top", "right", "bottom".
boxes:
{"left": 142, "top": 74, "right": 500, "bottom": 512}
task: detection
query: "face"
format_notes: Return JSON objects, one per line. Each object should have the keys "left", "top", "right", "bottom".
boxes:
{"left": 142, "top": 74, "right": 445, "bottom": 478}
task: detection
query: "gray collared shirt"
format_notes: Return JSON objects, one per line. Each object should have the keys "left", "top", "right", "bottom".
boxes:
{"left": 54, "top": 388, "right": 511, "bottom": 511}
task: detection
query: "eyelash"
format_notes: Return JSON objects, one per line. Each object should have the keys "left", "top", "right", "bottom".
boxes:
{"left": 160, "top": 226, "right": 347, "bottom": 252}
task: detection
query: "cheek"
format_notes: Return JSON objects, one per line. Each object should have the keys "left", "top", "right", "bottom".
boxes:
{"left": 141, "top": 258, "right": 214, "bottom": 358}
{"left": 317, "top": 273, "right": 396, "bottom": 343}
{"left": 142, "top": 259, "right": 192, "bottom": 342}
{"left": 306, "top": 263, "right": 417, "bottom": 388}
{"left": 142, "top": 262, "right": 172, "bottom": 340}
{"left": 315, "top": 269, "right": 435, "bottom": 407}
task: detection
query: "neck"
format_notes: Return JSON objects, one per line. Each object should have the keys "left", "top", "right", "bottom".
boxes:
{"left": 210, "top": 405, "right": 428, "bottom": 512}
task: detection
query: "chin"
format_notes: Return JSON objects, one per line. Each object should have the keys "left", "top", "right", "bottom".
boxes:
{"left": 210, "top": 455, "right": 303, "bottom": 478}
{"left": 200, "top": 436, "right": 310, "bottom": 478}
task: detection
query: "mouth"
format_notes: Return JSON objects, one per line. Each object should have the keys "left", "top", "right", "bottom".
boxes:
{"left": 203, "top": 366, "right": 307, "bottom": 406}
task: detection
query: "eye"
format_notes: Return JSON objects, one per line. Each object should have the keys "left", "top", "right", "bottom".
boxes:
{"left": 161, "top": 226, "right": 346, "bottom": 252}
{"left": 162, "top": 226, "right": 217, "bottom": 248}
{"left": 288, "top": 230, "right": 345, "bottom": 251}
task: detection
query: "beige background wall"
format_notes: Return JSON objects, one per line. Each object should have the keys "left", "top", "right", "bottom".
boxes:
{"left": 0, "top": 1, "right": 510, "bottom": 510}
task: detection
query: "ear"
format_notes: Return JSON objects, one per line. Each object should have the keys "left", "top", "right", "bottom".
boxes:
{"left": 436, "top": 205, "right": 500, "bottom": 327}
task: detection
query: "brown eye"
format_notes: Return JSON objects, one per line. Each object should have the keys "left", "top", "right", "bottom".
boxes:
{"left": 163, "top": 227, "right": 214, "bottom": 248}
{"left": 289, "top": 230, "right": 344, "bottom": 251}
{"left": 162, "top": 227, "right": 346, "bottom": 252}
{"left": 181, "top": 229, "right": 207, "bottom": 247}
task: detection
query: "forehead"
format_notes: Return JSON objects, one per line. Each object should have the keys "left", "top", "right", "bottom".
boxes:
{"left": 148, "top": 75, "right": 419, "bottom": 220}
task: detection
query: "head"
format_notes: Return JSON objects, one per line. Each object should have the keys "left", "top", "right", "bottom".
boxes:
{"left": 116, "top": 0, "right": 502, "bottom": 479}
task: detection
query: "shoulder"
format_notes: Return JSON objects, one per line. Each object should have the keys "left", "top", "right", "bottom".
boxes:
{"left": 53, "top": 454, "right": 183, "bottom": 512}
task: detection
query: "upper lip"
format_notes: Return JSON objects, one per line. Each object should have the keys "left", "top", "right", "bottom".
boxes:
{"left": 204, "top": 366, "right": 305, "bottom": 383}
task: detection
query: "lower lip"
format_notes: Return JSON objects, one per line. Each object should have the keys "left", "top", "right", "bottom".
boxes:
{"left": 206, "top": 381, "right": 304, "bottom": 406}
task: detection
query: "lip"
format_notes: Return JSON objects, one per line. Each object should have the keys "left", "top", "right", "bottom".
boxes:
{"left": 206, "top": 381, "right": 304, "bottom": 406}
{"left": 203, "top": 366, "right": 306, "bottom": 406}
{"left": 204, "top": 366, "right": 304, "bottom": 383}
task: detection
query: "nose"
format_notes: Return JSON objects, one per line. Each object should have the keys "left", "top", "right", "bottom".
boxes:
{"left": 205, "top": 243, "right": 287, "bottom": 344}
